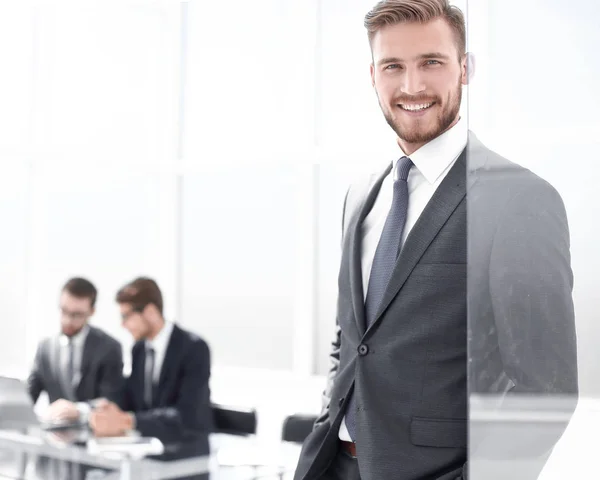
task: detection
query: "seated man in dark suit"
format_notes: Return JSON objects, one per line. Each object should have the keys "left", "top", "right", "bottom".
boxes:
{"left": 27, "top": 277, "right": 124, "bottom": 423}
{"left": 89, "top": 277, "right": 213, "bottom": 443}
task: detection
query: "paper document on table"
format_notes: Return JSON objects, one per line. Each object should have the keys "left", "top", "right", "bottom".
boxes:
{"left": 87, "top": 436, "right": 164, "bottom": 459}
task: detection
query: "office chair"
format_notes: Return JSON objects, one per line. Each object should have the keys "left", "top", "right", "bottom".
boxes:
{"left": 281, "top": 414, "right": 317, "bottom": 444}
{"left": 212, "top": 403, "right": 258, "bottom": 436}
{"left": 211, "top": 403, "right": 264, "bottom": 474}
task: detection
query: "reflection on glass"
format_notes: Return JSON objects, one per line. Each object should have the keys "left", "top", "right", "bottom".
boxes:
{"left": 466, "top": 1, "right": 592, "bottom": 479}
{"left": 467, "top": 135, "right": 578, "bottom": 479}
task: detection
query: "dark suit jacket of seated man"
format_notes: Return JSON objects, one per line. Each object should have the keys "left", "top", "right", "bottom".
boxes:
{"left": 90, "top": 277, "right": 213, "bottom": 444}
{"left": 120, "top": 322, "right": 212, "bottom": 442}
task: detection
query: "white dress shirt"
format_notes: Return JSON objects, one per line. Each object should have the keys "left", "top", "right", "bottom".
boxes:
{"left": 59, "top": 324, "right": 89, "bottom": 389}
{"left": 339, "top": 118, "right": 468, "bottom": 441}
{"left": 59, "top": 324, "right": 90, "bottom": 419}
{"left": 145, "top": 320, "right": 174, "bottom": 383}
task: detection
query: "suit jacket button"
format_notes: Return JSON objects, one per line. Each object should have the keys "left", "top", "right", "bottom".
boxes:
{"left": 357, "top": 344, "right": 369, "bottom": 356}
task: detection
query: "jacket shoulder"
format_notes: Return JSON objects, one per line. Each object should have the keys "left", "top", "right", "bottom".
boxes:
{"left": 89, "top": 326, "right": 121, "bottom": 349}
{"left": 174, "top": 324, "right": 208, "bottom": 348}
{"left": 469, "top": 136, "right": 562, "bottom": 202}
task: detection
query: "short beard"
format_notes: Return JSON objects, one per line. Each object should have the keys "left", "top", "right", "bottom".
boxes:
{"left": 62, "top": 325, "right": 84, "bottom": 337}
{"left": 382, "top": 79, "right": 462, "bottom": 145}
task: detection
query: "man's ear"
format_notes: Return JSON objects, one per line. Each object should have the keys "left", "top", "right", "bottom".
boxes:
{"left": 462, "top": 52, "right": 476, "bottom": 85}
{"left": 370, "top": 63, "right": 376, "bottom": 88}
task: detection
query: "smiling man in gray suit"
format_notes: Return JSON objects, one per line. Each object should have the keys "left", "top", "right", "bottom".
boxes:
{"left": 294, "top": 1, "right": 578, "bottom": 480}
{"left": 27, "top": 277, "right": 123, "bottom": 424}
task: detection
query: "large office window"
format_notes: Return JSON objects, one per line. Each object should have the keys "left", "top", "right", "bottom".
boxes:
{"left": 0, "top": 2, "right": 181, "bottom": 375}
{"left": 181, "top": 0, "right": 320, "bottom": 371}
{"left": 181, "top": 166, "right": 300, "bottom": 370}
{"left": 28, "top": 2, "right": 179, "bottom": 169}
{"left": 0, "top": 168, "right": 29, "bottom": 377}
{"left": 0, "top": 4, "right": 34, "bottom": 377}
{"left": 182, "top": 0, "right": 318, "bottom": 165}
{"left": 0, "top": 0, "right": 324, "bottom": 376}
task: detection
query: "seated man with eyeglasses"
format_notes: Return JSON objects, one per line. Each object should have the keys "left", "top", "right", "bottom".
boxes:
{"left": 27, "top": 277, "right": 124, "bottom": 424}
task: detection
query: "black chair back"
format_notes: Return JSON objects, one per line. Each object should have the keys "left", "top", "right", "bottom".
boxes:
{"left": 212, "top": 403, "right": 257, "bottom": 436}
{"left": 281, "top": 414, "right": 318, "bottom": 444}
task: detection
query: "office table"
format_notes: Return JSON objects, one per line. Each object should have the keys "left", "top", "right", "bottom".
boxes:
{"left": 0, "top": 427, "right": 301, "bottom": 480}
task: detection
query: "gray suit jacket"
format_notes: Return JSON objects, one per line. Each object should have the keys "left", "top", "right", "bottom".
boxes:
{"left": 294, "top": 133, "right": 578, "bottom": 480}
{"left": 27, "top": 325, "right": 124, "bottom": 404}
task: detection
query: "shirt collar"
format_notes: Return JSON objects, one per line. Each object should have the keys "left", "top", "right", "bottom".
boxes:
{"left": 146, "top": 320, "right": 174, "bottom": 353}
{"left": 393, "top": 116, "right": 468, "bottom": 184}
{"left": 60, "top": 324, "right": 90, "bottom": 347}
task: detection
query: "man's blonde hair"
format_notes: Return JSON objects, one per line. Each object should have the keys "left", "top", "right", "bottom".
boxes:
{"left": 365, "top": 0, "right": 466, "bottom": 58}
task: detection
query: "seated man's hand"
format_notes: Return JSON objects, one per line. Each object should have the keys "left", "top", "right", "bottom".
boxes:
{"left": 46, "top": 399, "right": 79, "bottom": 422}
{"left": 89, "top": 401, "right": 134, "bottom": 437}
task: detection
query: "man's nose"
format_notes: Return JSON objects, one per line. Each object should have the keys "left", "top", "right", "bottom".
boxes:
{"left": 401, "top": 68, "right": 426, "bottom": 95}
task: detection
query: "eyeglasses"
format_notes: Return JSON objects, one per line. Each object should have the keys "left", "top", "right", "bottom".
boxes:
{"left": 121, "top": 307, "right": 143, "bottom": 322}
{"left": 60, "top": 307, "right": 89, "bottom": 322}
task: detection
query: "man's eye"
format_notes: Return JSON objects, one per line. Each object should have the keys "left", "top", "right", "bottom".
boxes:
{"left": 426, "top": 60, "right": 441, "bottom": 65}
{"left": 385, "top": 64, "right": 400, "bottom": 70}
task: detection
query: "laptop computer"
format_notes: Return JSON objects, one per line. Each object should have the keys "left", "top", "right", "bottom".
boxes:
{"left": 0, "top": 376, "right": 85, "bottom": 431}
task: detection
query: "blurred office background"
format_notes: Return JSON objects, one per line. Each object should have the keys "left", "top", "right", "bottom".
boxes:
{"left": 0, "top": 0, "right": 598, "bottom": 476}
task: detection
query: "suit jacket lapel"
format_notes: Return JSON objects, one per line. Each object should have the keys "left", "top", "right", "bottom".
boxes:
{"left": 76, "top": 327, "right": 96, "bottom": 392}
{"left": 365, "top": 149, "right": 467, "bottom": 335}
{"left": 156, "top": 325, "right": 181, "bottom": 403}
{"left": 466, "top": 131, "right": 490, "bottom": 190}
{"left": 131, "top": 346, "right": 145, "bottom": 409}
{"left": 50, "top": 336, "right": 61, "bottom": 386}
{"left": 347, "top": 164, "right": 393, "bottom": 335}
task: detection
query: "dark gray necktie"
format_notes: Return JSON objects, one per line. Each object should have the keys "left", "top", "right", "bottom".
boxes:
{"left": 364, "top": 156, "right": 413, "bottom": 326}
{"left": 346, "top": 156, "right": 413, "bottom": 441}
{"left": 66, "top": 339, "right": 74, "bottom": 383}
{"left": 144, "top": 347, "right": 155, "bottom": 408}
{"left": 60, "top": 338, "right": 75, "bottom": 401}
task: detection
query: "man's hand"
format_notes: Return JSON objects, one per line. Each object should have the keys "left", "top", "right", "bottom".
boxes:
{"left": 89, "top": 400, "right": 134, "bottom": 437}
{"left": 46, "top": 399, "right": 79, "bottom": 422}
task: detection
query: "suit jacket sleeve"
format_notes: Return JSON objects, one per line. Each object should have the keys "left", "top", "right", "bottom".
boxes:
{"left": 96, "top": 340, "right": 124, "bottom": 402}
{"left": 133, "top": 338, "right": 212, "bottom": 442}
{"left": 27, "top": 341, "right": 46, "bottom": 404}
{"left": 314, "top": 323, "right": 341, "bottom": 429}
{"left": 314, "top": 188, "right": 351, "bottom": 430}
{"left": 473, "top": 181, "right": 578, "bottom": 475}
{"left": 491, "top": 182, "right": 578, "bottom": 397}
{"left": 113, "top": 354, "right": 135, "bottom": 414}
